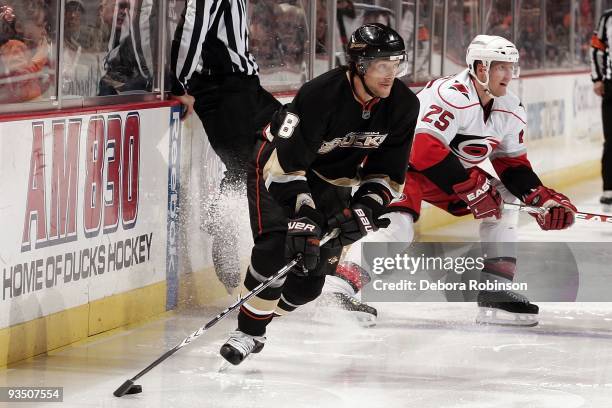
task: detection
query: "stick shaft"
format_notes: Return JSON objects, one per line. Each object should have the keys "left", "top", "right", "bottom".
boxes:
{"left": 115, "top": 229, "right": 339, "bottom": 391}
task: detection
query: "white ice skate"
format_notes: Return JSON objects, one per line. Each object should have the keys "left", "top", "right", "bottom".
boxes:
{"left": 219, "top": 330, "right": 266, "bottom": 365}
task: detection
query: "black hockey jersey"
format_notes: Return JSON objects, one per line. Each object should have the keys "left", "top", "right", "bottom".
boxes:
{"left": 262, "top": 67, "right": 419, "bottom": 208}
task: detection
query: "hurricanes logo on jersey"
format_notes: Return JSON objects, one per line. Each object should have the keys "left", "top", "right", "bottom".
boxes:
{"left": 449, "top": 134, "right": 499, "bottom": 164}
{"left": 450, "top": 82, "right": 470, "bottom": 100}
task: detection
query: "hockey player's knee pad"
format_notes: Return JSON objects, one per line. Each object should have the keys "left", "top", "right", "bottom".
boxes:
{"left": 251, "top": 232, "right": 288, "bottom": 273}
{"left": 281, "top": 274, "right": 327, "bottom": 306}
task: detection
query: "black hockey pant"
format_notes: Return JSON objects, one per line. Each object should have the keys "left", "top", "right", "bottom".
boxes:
{"left": 189, "top": 72, "right": 280, "bottom": 191}
{"left": 602, "top": 80, "right": 612, "bottom": 191}
{"left": 238, "top": 140, "right": 350, "bottom": 336}
{"left": 188, "top": 73, "right": 281, "bottom": 287}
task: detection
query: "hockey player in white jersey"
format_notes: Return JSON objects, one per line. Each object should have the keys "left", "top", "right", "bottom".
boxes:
{"left": 320, "top": 35, "right": 577, "bottom": 327}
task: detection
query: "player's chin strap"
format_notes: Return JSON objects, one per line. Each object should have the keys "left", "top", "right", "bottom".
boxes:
{"left": 473, "top": 62, "right": 493, "bottom": 97}
{"left": 503, "top": 202, "right": 612, "bottom": 224}
{"left": 350, "top": 69, "right": 379, "bottom": 99}
{"left": 349, "top": 69, "right": 381, "bottom": 119}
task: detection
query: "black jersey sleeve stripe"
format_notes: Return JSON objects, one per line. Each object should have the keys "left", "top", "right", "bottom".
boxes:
{"left": 497, "top": 166, "right": 542, "bottom": 199}
{"left": 420, "top": 153, "right": 471, "bottom": 195}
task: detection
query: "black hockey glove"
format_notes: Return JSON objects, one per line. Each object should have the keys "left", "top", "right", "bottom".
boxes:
{"left": 328, "top": 195, "right": 391, "bottom": 248}
{"left": 285, "top": 206, "right": 324, "bottom": 275}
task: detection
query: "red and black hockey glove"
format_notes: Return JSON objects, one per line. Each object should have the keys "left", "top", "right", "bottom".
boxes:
{"left": 523, "top": 186, "right": 576, "bottom": 230}
{"left": 452, "top": 172, "right": 502, "bottom": 219}
{"left": 285, "top": 206, "right": 324, "bottom": 275}
{"left": 328, "top": 195, "right": 391, "bottom": 248}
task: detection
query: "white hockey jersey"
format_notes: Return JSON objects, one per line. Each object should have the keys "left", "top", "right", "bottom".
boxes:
{"left": 413, "top": 69, "right": 527, "bottom": 168}
{"left": 409, "top": 69, "right": 541, "bottom": 198}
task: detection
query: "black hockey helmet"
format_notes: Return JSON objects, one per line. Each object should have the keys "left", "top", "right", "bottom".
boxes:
{"left": 347, "top": 23, "right": 406, "bottom": 75}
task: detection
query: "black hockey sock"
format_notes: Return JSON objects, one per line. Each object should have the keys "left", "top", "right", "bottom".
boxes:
{"left": 276, "top": 295, "right": 298, "bottom": 315}
{"left": 237, "top": 307, "right": 272, "bottom": 337}
{"left": 236, "top": 266, "right": 284, "bottom": 336}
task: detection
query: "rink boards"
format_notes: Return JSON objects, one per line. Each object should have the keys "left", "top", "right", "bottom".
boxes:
{"left": 0, "top": 71, "right": 604, "bottom": 366}
{"left": 0, "top": 101, "right": 183, "bottom": 365}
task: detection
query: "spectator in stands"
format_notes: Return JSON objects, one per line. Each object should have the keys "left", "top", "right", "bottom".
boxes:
{"left": 94, "top": 0, "right": 153, "bottom": 96}
{"left": 336, "top": 0, "right": 355, "bottom": 52}
{"left": 519, "top": 26, "right": 542, "bottom": 70}
{"left": 0, "top": 3, "right": 51, "bottom": 103}
{"left": 0, "top": 4, "right": 15, "bottom": 41}
{"left": 362, "top": 6, "right": 392, "bottom": 26}
{"left": 62, "top": 0, "right": 85, "bottom": 95}
{"left": 398, "top": 4, "right": 414, "bottom": 63}
{"left": 249, "top": 0, "right": 279, "bottom": 68}
{"left": 544, "top": 8, "right": 570, "bottom": 68}
{"left": 274, "top": 3, "right": 306, "bottom": 67}
{"left": 316, "top": 0, "right": 327, "bottom": 55}
{"left": 576, "top": 2, "right": 594, "bottom": 64}
{"left": 488, "top": 9, "right": 512, "bottom": 39}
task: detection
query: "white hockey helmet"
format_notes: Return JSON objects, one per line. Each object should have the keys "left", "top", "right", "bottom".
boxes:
{"left": 466, "top": 35, "right": 520, "bottom": 90}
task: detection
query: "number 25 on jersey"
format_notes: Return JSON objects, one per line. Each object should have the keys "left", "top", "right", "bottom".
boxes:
{"left": 422, "top": 104, "right": 455, "bottom": 132}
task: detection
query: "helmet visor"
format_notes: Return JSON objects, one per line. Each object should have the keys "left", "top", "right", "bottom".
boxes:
{"left": 361, "top": 54, "right": 408, "bottom": 77}
{"left": 489, "top": 60, "right": 520, "bottom": 79}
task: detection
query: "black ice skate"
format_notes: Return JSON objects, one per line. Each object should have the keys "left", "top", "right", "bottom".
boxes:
{"left": 219, "top": 330, "right": 266, "bottom": 365}
{"left": 317, "top": 292, "right": 378, "bottom": 327}
{"left": 600, "top": 195, "right": 612, "bottom": 213}
{"left": 476, "top": 290, "right": 539, "bottom": 327}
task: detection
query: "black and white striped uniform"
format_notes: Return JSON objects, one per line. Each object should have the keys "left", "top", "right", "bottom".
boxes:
{"left": 592, "top": 9, "right": 612, "bottom": 192}
{"left": 169, "top": 0, "right": 281, "bottom": 291}
{"left": 591, "top": 8, "right": 612, "bottom": 82}
{"left": 170, "top": 0, "right": 258, "bottom": 95}
{"left": 168, "top": 0, "right": 278, "bottom": 182}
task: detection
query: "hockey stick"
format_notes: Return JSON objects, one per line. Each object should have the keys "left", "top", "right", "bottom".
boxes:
{"left": 503, "top": 202, "right": 612, "bottom": 223}
{"left": 113, "top": 229, "right": 339, "bottom": 397}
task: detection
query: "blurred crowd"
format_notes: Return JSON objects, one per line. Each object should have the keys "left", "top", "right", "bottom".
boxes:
{"left": 0, "top": 0, "right": 603, "bottom": 104}
{"left": 0, "top": 0, "right": 155, "bottom": 104}
{"left": 0, "top": 0, "right": 53, "bottom": 103}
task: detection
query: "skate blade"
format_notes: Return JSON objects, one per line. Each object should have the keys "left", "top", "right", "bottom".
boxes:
{"left": 602, "top": 204, "right": 612, "bottom": 214}
{"left": 218, "top": 346, "right": 261, "bottom": 371}
{"left": 475, "top": 307, "right": 539, "bottom": 327}
{"left": 217, "top": 360, "right": 232, "bottom": 372}
{"left": 354, "top": 311, "right": 377, "bottom": 328}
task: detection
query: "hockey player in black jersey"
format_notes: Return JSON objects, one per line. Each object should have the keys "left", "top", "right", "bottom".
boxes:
{"left": 219, "top": 23, "right": 420, "bottom": 365}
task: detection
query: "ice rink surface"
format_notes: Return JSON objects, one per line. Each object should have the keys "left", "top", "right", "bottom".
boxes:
{"left": 3, "top": 179, "right": 612, "bottom": 408}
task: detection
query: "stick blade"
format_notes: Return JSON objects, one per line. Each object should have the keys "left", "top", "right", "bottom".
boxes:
{"left": 114, "top": 379, "right": 137, "bottom": 397}
{"left": 126, "top": 384, "right": 143, "bottom": 394}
